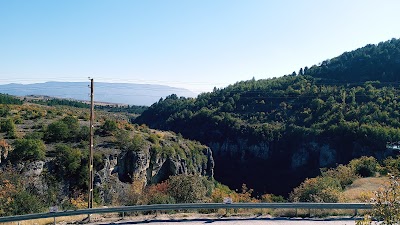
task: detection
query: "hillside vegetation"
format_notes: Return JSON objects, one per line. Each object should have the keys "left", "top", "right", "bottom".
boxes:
{"left": 135, "top": 38, "right": 400, "bottom": 195}
{"left": 0, "top": 100, "right": 213, "bottom": 216}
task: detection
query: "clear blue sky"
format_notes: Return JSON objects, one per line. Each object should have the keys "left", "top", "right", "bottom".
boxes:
{"left": 0, "top": 0, "right": 399, "bottom": 93}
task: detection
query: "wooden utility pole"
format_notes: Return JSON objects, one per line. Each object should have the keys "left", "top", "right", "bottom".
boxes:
{"left": 88, "top": 78, "right": 94, "bottom": 209}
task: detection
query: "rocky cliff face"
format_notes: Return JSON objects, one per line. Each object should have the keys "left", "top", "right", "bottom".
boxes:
{"left": 95, "top": 142, "right": 214, "bottom": 204}
{"left": 209, "top": 137, "right": 392, "bottom": 196}
{"left": 98, "top": 146, "right": 213, "bottom": 184}
{"left": 2, "top": 132, "right": 214, "bottom": 206}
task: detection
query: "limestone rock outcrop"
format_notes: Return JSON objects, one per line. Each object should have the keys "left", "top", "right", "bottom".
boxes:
{"left": 95, "top": 143, "right": 214, "bottom": 204}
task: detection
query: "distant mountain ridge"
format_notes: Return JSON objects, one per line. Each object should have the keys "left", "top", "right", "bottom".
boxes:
{"left": 0, "top": 82, "right": 197, "bottom": 106}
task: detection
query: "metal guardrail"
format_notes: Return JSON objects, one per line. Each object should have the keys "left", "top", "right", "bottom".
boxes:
{"left": 0, "top": 203, "right": 373, "bottom": 223}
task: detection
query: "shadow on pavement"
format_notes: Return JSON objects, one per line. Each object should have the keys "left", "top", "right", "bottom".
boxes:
{"left": 96, "top": 216, "right": 359, "bottom": 224}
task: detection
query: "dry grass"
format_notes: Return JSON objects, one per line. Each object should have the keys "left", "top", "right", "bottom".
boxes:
{"left": 0, "top": 215, "right": 87, "bottom": 225}
{"left": 342, "top": 177, "right": 390, "bottom": 202}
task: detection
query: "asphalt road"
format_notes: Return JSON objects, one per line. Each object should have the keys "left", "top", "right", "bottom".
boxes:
{"left": 88, "top": 215, "right": 359, "bottom": 225}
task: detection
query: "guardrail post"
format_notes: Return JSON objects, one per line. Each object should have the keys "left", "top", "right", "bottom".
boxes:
{"left": 354, "top": 209, "right": 358, "bottom": 217}
{"left": 53, "top": 216, "right": 56, "bottom": 225}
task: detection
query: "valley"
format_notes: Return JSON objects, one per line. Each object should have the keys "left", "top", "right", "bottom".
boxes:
{"left": 1, "top": 38, "right": 400, "bottom": 220}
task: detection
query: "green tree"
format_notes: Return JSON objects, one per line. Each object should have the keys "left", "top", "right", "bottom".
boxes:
{"left": 52, "top": 144, "right": 102, "bottom": 192}
{"left": 1, "top": 118, "right": 17, "bottom": 138}
{"left": 9, "top": 139, "right": 46, "bottom": 162}
{"left": 115, "top": 131, "right": 145, "bottom": 152}
{"left": 0, "top": 105, "right": 10, "bottom": 117}
{"left": 45, "top": 121, "right": 69, "bottom": 142}
{"left": 0, "top": 94, "right": 22, "bottom": 105}
{"left": 101, "top": 119, "right": 118, "bottom": 135}
{"left": 45, "top": 116, "right": 80, "bottom": 142}
{"left": 61, "top": 116, "right": 79, "bottom": 131}
{"left": 53, "top": 144, "right": 88, "bottom": 191}
{"left": 75, "top": 126, "right": 90, "bottom": 142}
{"left": 54, "top": 144, "right": 82, "bottom": 177}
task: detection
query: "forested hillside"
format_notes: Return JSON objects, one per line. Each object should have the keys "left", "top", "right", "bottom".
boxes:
{"left": 306, "top": 38, "right": 400, "bottom": 82}
{"left": 135, "top": 38, "right": 400, "bottom": 195}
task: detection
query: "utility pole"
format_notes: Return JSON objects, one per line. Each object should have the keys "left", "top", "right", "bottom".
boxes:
{"left": 88, "top": 78, "right": 94, "bottom": 210}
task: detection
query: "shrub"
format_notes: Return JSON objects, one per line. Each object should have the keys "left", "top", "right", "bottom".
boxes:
{"left": 211, "top": 182, "right": 235, "bottom": 203}
{"left": 53, "top": 144, "right": 89, "bottom": 191}
{"left": 76, "top": 126, "right": 90, "bottom": 142}
{"left": 8, "top": 190, "right": 45, "bottom": 215}
{"left": 167, "top": 174, "right": 210, "bottom": 203}
{"left": 128, "top": 135, "right": 144, "bottom": 152}
{"left": 290, "top": 176, "right": 342, "bottom": 202}
{"left": 101, "top": 119, "right": 118, "bottom": 135}
{"left": 44, "top": 116, "right": 81, "bottom": 142}
{"left": 234, "top": 184, "right": 254, "bottom": 203}
{"left": 24, "top": 131, "right": 44, "bottom": 140}
{"left": 45, "top": 121, "right": 69, "bottom": 142}
{"left": 371, "top": 175, "right": 400, "bottom": 224}
{"left": 142, "top": 182, "right": 176, "bottom": 205}
{"left": 93, "top": 152, "right": 105, "bottom": 171}
{"left": 210, "top": 182, "right": 259, "bottom": 204}
{"left": 147, "top": 133, "right": 159, "bottom": 144}
{"left": 115, "top": 131, "right": 146, "bottom": 152}
{"left": 146, "top": 192, "right": 175, "bottom": 205}
{"left": 382, "top": 156, "right": 400, "bottom": 176}
{"left": 9, "top": 139, "right": 46, "bottom": 162}
{"left": 0, "top": 166, "right": 46, "bottom": 216}
{"left": 349, "top": 156, "right": 380, "bottom": 177}
{"left": 0, "top": 169, "right": 19, "bottom": 216}
{"left": 140, "top": 180, "right": 171, "bottom": 205}
{"left": 162, "top": 146, "right": 176, "bottom": 157}
{"left": 114, "top": 129, "right": 131, "bottom": 149}
{"left": 61, "top": 194, "right": 87, "bottom": 210}
{"left": 61, "top": 116, "right": 79, "bottom": 131}
{"left": 0, "top": 118, "right": 17, "bottom": 138}
{"left": 261, "top": 194, "right": 287, "bottom": 203}
{"left": 54, "top": 144, "right": 82, "bottom": 177}
{"left": 357, "top": 175, "right": 400, "bottom": 225}
{"left": 0, "top": 105, "right": 10, "bottom": 117}
{"left": 321, "top": 164, "right": 359, "bottom": 188}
